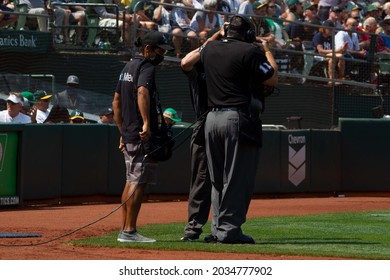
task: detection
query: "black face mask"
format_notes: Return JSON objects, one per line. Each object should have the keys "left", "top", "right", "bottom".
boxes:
{"left": 149, "top": 53, "right": 164, "bottom": 66}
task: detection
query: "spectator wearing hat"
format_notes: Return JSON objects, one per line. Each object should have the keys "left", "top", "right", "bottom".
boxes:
{"left": 54, "top": 75, "right": 87, "bottom": 111}
{"left": 20, "top": 91, "right": 36, "bottom": 116}
{"left": 303, "top": 2, "right": 321, "bottom": 40}
{"left": 163, "top": 107, "right": 181, "bottom": 128}
{"left": 69, "top": 109, "right": 85, "bottom": 123}
{"left": 317, "top": 0, "right": 346, "bottom": 22}
{"left": 327, "top": 6, "right": 344, "bottom": 30}
{"left": 364, "top": 4, "right": 381, "bottom": 23}
{"left": 0, "top": 93, "right": 31, "bottom": 123}
{"left": 33, "top": 90, "right": 52, "bottom": 124}
{"left": 312, "top": 20, "right": 347, "bottom": 82}
{"left": 282, "top": 0, "right": 304, "bottom": 25}
{"left": 98, "top": 107, "right": 115, "bottom": 124}
{"left": 252, "top": 0, "right": 273, "bottom": 40}
{"left": 347, "top": 2, "right": 363, "bottom": 25}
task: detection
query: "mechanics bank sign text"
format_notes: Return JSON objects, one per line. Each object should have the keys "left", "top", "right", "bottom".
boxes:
{"left": 0, "top": 34, "right": 38, "bottom": 48}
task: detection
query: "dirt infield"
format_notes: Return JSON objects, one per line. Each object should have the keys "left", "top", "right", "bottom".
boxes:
{"left": 1, "top": 196, "right": 390, "bottom": 260}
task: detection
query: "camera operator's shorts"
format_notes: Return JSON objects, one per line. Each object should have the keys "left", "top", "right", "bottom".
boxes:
{"left": 124, "top": 143, "right": 158, "bottom": 185}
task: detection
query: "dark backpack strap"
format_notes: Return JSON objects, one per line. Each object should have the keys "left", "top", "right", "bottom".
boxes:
{"left": 132, "top": 59, "right": 168, "bottom": 134}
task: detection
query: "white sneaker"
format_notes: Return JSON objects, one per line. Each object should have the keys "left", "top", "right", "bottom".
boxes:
{"left": 53, "top": 36, "right": 63, "bottom": 44}
{"left": 117, "top": 231, "right": 156, "bottom": 243}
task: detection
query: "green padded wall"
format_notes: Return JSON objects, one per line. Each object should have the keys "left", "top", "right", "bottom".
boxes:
{"left": 339, "top": 118, "right": 390, "bottom": 191}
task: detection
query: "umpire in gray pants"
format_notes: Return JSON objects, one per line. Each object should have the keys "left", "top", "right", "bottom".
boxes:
{"left": 201, "top": 14, "right": 278, "bottom": 244}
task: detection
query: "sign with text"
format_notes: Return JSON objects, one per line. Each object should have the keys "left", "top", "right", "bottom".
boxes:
{"left": 0, "top": 30, "right": 51, "bottom": 53}
{"left": 0, "top": 132, "right": 19, "bottom": 205}
{"left": 280, "top": 130, "right": 311, "bottom": 192}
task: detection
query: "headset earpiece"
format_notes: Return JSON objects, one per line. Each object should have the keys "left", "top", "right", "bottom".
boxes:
{"left": 224, "top": 24, "right": 229, "bottom": 37}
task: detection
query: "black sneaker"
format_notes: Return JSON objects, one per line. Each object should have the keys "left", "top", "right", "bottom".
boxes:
{"left": 204, "top": 234, "right": 218, "bottom": 243}
{"left": 222, "top": 233, "right": 255, "bottom": 244}
{"left": 181, "top": 233, "right": 200, "bottom": 241}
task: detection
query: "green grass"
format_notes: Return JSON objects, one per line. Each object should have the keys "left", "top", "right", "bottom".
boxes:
{"left": 72, "top": 210, "right": 390, "bottom": 259}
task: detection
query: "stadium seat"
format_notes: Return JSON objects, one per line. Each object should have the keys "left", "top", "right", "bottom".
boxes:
{"left": 15, "top": 3, "right": 28, "bottom": 30}
{"left": 86, "top": 14, "right": 100, "bottom": 47}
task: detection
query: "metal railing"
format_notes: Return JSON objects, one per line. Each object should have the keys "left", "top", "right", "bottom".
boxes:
{"left": 3, "top": 1, "right": 390, "bottom": 91}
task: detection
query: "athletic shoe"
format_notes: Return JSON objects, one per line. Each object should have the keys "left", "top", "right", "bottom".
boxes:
{"left": 117, "top": 230, "right": 156, "bottom": 243}
{"left": 53, "top": 36, "right": 63, "bottom": 44}
{"left": 222, "top": 233, "right": 255, "bottom": 244}
{"left": 204, "top": 233, "right": 255, "bottom": 244}
{"left": 180, "top": 233, "right": 200, "bottom": 241}
{"left": 204, "top": 234, "right": 218, "bottom": 243}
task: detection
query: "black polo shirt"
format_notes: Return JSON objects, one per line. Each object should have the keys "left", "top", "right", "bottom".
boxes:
{"left": 201, "top": 38, "right": 274, "bottom": 108}
{"left": 115, "top": 56, "right": 158, "bottom": 143}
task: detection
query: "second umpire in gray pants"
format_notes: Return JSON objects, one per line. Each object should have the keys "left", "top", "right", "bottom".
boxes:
{"left": 180, "top": 27, "right": 224, "bottom": 241}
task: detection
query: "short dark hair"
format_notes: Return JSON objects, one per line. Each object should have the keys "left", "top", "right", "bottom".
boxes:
{"left": 227, "top": 15, "right": 253, "bottom": 41}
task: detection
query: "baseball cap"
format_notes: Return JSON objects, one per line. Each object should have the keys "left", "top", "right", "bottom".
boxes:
{"left": 303, "top": 2, "right": 317, "bottom": 10}
{"left": 99, "top": 107, "right": 113, "bottom": 116}
{"left": 330, "top": 5, "right": 342, "bottom": 12}
{"left": 163, "top": 108, "right": 181, "bottom": 123}
{"left": 322, "top": 20, "right": 335, "bottom": 28}
{"left": 348, "top": 3, "right": 361, "bottom": 11}
{"left": 252, "top": 0, "right": 267, "bottom": 10}
{"left": 21, "top": 91, "right": 36, "bottom": 104}
{"left": 367, "top": 4, "right": 378, "bottom": 12}
{"left": 372, "top": 2, "right": 383, "bottom": 9}
{"left": 34, "top": 90, "right": 52, "bottom": 100}
{"left": 142, "top": 31, "right": 174, "bottom": 51}
{"left": 287, "top": 0, "right": 299, "bottom": 6}
{"left": 66, "top": 75, "right": 79, "bottom": 85}
{"left": 70, "top": 109, "right": 84, "bottom": 120}
{"left": 7, "top": 94, "right": 23, "bottom": 105}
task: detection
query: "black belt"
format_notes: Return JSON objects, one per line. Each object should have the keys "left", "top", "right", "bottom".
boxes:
{"left": 209, "top": 107, "right": 241, "bottom": 112}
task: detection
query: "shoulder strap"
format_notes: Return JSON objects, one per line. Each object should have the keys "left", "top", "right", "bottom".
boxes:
{"left": 132, "top": 58, "right": 168, "bottom": 134}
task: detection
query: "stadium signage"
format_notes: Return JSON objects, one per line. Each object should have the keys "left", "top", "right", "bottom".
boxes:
{"left": 0, "top": 196, "right": 19, "bottom": 206}
{"left": 288, "top": 134, "right": 306, "bottom": 187}
{"left": 0, "top": 30, "right": 51, "bottom": 53}
{"left": 0, "top": 132, "right": 19, "bottom": 206}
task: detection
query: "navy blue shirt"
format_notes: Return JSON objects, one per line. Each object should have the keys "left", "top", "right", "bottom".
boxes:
{"left": 115, "top": 56, "right": 158, "bottom": 143}
{"left": 312, "top": 31, "right": 332, "bottom": 53}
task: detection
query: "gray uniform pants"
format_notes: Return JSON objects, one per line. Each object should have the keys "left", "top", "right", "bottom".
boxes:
{"left": 205, "top": 110, "right": 260, "bottom": 242}
{"left": 184, "top": 118, "right": 212, "bottom": 237}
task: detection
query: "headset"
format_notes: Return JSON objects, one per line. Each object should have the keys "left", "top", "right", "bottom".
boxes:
{"left": 225, "top": 14, "right": 256, "bottom": 43}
